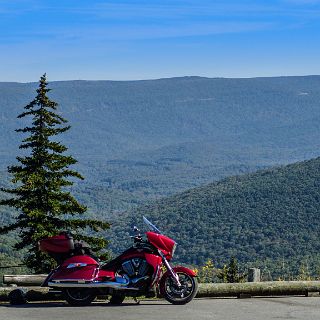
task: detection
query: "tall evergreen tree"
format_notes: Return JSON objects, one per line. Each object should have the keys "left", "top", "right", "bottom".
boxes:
{"left": 0, "top": 74, "right": 110, "bottom": 272}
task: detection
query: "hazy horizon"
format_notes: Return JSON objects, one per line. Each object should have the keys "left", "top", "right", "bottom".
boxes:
{"left": 1, "top": 74, "right": 320, "bottom": 84}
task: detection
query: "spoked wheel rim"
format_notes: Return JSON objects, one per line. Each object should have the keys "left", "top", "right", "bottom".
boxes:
{"left": 65, "top": 288, "right": 93, "bottom": 301}
{"left": 164, "top": 272, "right": 196, "bottom": 302}
{"left": 64, "top": 288, "right": 96, "bottom": 306}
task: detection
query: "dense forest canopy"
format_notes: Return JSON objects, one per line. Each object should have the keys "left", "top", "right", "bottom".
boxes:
{"left": 108, "top": 157, "right": 320, "bottom": 278}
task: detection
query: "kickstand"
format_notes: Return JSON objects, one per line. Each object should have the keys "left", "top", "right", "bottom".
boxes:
{"left": 133, "top": 297, "right": 140, "bottom": 305}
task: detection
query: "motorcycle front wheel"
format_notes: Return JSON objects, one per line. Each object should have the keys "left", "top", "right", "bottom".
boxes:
{"left": 161, "top": 272, "right": 198, "bottom": 305}
{"left": 64, "top": 288, "right": 96, "bottom": 306}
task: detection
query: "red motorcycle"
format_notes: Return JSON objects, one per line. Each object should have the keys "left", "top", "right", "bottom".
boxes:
{"left": 39, "top": 216, "right": 198, "bottom": 305}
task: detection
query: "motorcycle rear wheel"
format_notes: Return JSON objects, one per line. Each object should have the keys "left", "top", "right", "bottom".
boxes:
{"left": 64, "top": 288, "right": 96, "bottom": 306}
{"left": 162, "top": 272, "right": 198, "bottom": 305}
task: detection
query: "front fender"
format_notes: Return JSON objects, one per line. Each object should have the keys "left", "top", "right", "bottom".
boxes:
{"left": 171, "top": 266, "right": 197, "bottom": 277}
{"left": 159, "top": 266, "right": 197, "bottom": 296}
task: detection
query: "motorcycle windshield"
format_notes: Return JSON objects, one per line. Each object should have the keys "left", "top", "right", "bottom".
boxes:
{"left": 143, "top": 216, "right": 162, "bottom": 234}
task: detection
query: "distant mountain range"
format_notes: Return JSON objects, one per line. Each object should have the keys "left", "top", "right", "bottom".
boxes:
{"left": 1, "top": 76, "right": 320, "bottom": 206}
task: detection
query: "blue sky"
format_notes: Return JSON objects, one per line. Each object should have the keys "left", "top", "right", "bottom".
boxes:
{"left": 0, "top": 0, "right": 319, "bottom": 82}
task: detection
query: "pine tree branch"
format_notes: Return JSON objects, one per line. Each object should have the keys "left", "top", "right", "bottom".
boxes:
{"left": 0, "top": 221, "right": 24, "bottom": 234}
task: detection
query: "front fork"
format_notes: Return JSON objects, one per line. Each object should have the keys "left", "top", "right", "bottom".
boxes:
{"left": 159, "top": 251, "right": 182, "bottom": 287}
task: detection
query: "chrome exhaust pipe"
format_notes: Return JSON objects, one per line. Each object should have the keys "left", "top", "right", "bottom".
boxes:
{"left": 48, "top": 280, "right": 139, "bottom": 290}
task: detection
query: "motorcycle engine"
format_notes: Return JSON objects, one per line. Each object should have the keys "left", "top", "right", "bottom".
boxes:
{"left": 121, "top": 258, "right": 150, "bottom": 280}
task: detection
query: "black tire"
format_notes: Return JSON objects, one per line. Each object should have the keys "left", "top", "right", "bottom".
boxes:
{"left": 8, "top": 289, "right": 27, "bottom": 305}
{"left": 162, "top": 272, "right": 198, "bottom": 305}
{"left": 109, "top": 293, "right": 125, "bottom": 305}
{"left": 64, "top": 288, "right": 96, "bottom": 306}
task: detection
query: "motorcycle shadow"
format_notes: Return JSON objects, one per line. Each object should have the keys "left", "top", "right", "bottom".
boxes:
{"left": 1, "top": 300, "right": 166, "bottom": 308}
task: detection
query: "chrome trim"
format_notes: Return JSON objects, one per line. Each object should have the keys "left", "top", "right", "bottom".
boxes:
{"left": 66, "top": 263, "right": 88, "bottom": 269}
{"left": 151, "top": 265, "right": 161, "bottom": 287}
{"left": 159, "top": 250, "right": 182, "bottom": 287}
{"left": 49, "top": 278, "right": 94, "bottom": 283}
{"left": 48, "top": 280, "right": 139, "bottom": 290}
{"left": 172, "top": 242, "right": 177, "bottom": 257}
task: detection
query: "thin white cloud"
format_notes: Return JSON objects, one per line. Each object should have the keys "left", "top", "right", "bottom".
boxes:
{"left": 81, "top": 21, "right": 276, "bottom": 40}
{"left": 0, "top": 21, "right": 276, "bottom": 45}
{"left": 0, "top": 0, "right": 319, "bottom": 45}
{"left": 61, "top": 2, "right": 280, "bottom": 22}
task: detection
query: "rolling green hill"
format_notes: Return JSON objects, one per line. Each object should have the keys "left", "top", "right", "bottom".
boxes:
{"left": 2, "top": 157, "right": 320, "bottom": 278}
{"left": 108, "top": 157, "right": 320, "bottom": 277}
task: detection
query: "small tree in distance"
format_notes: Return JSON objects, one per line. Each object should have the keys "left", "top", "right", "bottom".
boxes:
{"left": 0, "top": 74, "right": 110, "bottom": 272}
{"left": 218, "top": 257, "right": 247, "bottom": 283}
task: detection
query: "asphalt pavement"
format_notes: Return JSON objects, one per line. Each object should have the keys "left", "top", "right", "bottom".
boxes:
{"left": 1, "top": 297, "right": 320, "bottom": 320}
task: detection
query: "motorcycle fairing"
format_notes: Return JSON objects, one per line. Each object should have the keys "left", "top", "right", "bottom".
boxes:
{"left": 145, "top": 253, "right": 162, "bottom": 271}
{"left": 145, "top": 253, "right": 162, "bottom": 286}
{"left": 146, "top": 232, "right": 176, "bottom": 260}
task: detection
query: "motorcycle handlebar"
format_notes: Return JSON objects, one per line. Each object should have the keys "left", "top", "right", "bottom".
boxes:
{"left": 130, "top": 235, "right": 143, "bottom": 242}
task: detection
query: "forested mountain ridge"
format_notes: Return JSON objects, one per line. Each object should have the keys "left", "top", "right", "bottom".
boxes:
{"left": 108, "top": 157, "right": 320, "bottom": 276}
{"left": 1, "top": 76, "right": 319, "bottom": 161}
{"left": 2, "top": 156, "right": 320, "bottom": 277}
{"left": 0, "top": 76, "right": 320, "bottom": 202}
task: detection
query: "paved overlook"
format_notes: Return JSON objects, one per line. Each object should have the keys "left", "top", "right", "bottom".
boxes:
{"left": 1, "top": 298, "right": 320, "bottom": 320}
